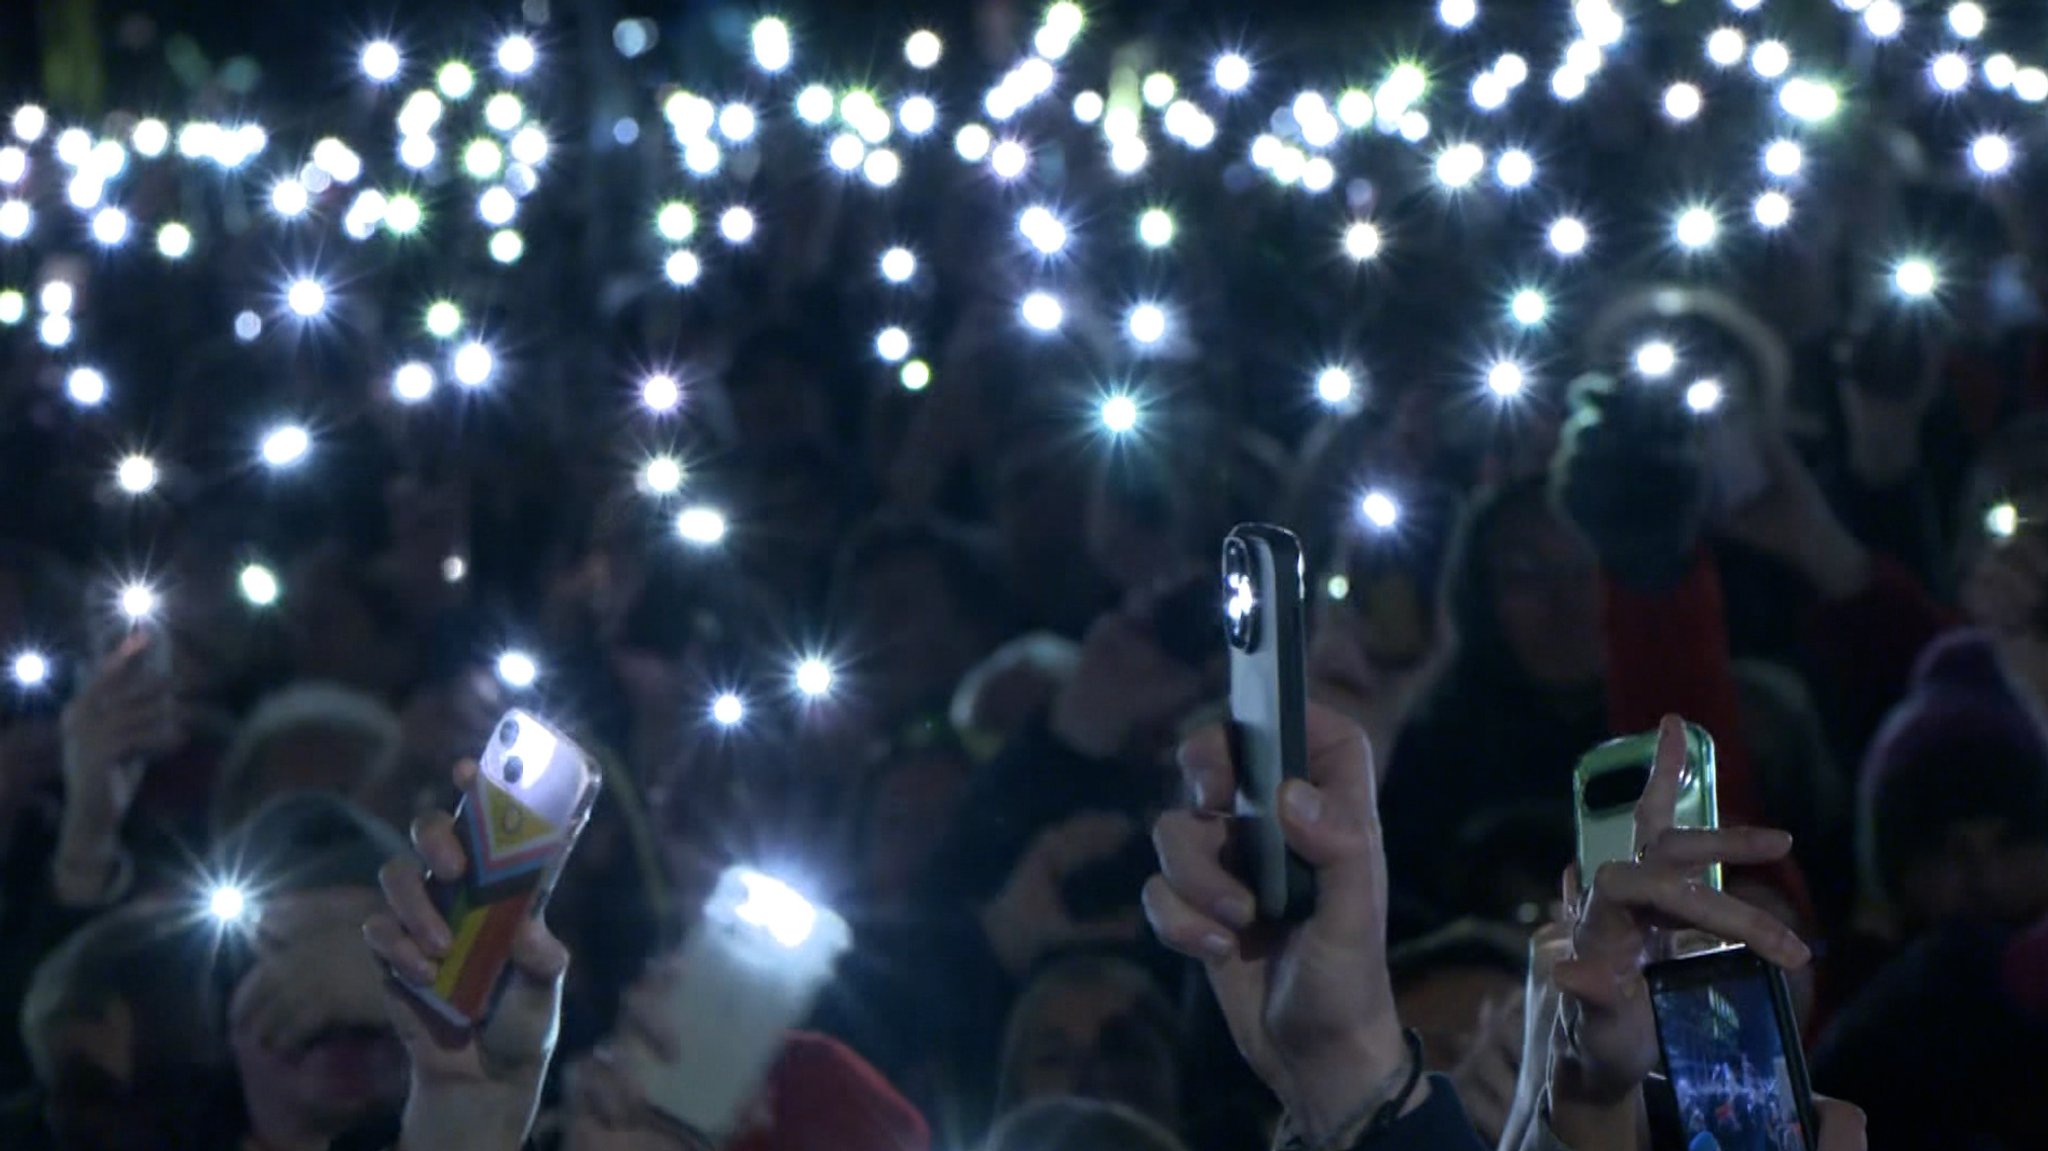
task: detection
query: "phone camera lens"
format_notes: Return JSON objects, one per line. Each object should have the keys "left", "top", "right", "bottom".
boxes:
{"left": 496, "top": 717, "right": 521, "bottom": 749}
{"left": 502, "top": 755, "right": 526, "bottom": 784}
{"left": 1223, "top": 539, "right": 1258, "bottom": 650}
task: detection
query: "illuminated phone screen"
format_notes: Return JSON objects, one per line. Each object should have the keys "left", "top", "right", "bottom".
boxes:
{"left": 1653, "top": 966, "right": 1811, "bottom": 1151}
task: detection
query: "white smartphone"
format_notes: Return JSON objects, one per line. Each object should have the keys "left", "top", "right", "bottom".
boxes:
{"left": 630, "top": 866, "right": 852, "bottom": 1139}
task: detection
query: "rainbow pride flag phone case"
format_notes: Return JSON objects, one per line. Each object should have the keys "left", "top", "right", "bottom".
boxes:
{"left": 409, "top": 709, "right": 601, "bottom": 1027}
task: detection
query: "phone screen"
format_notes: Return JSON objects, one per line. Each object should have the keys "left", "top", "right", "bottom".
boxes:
{"left": 1652, "top": 961, "right": 1813, "bottom": 1151}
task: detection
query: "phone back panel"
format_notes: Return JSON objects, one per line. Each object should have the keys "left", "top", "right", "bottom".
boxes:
{"left": 1225, "top": 524, "right": 1315, "bottom": 920}
{"left": 1574, "top": 722, "right": 1720, "bottom": 889}
{"left": 415, "top": 710, "right": 600, "bottom": 1026}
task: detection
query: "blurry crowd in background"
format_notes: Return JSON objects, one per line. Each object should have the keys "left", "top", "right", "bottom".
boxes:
{"left": 3, "top": 0, "right": 2048, "bottom": 1149}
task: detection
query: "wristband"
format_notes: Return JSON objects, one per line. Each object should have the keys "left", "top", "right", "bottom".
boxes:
{"left": 1275, "top": 1029, "right": 1427, "bottom": 1151}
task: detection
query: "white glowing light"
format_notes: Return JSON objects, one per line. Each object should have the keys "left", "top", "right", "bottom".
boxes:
{"left": 90, "top": 207, "right": 129, "bottom": 246}
{"left": 711, "top": 692, "right": 745, "bottom": 726}
{"left": 399, "top": 135, "right": 437, "bottom": 170}
{"left": 1862, "top": 0, "right": 1903, "bottom": 39}
{"left": 156, "top": 222, "right": 192, "bottom": 259}
{"left": 54, "top": 129, "right": 90, "bottom": 167}
{"left": 1471, "top": 72, "right": 1508, "bottom": 111}
{"left": 1634, "top": 341, "right": 1678, "bottom": 377}
{"left": 1434, "top": 142, "right": 1485, "bottom": 188}
{"left": 1020, "top": 291, "right": 1064, "bottom": 331}
{"left": 2018, "top": 68, "right": 2048, "bottom": 104}
{"left": 425, "top": 300, "right": 463, "bottom": 338}
{"left": 453, "top": 341, "right": 496, "bottom": 386}
{"left": 791, "top": 657, "right": 835, "bottom": 698}
{"left": 1548, "top": 216, "right": 1589, "bottom": 256}
{"left": 1685, "top": 378, "right": 1725, "bottom": 412}
{"left": 1747, "top": 43, "right": 1790, "bottom": 84}
{"left": 12, "top": 105, "right": 48, "bottom": 142}
{"left": 1344, "top": 221, "right": 1383, "bottom": 261}
{"left": 1100, "top": 394, "right": 1139, "bottom": 433}
{"left": 496, "top": 651, "right": 539, "bottom": 689}
{"left": 1108, "top": 136, "right": 1149, "bottom": 174}
{"left": 905, "top": 30, "right": 943, "bottom": 69}
{"left": 954, "top": 124, "right": 992, "bottom": 162}
{"left": 208, "top": 885, "right": 248, "bottom": 923}
{"left": 1073, "top": 91, "right": 1105, "bottom": 123}
{"left": 641, "top": 373, "right": 682, "bottom": 412}
{"left": 1753, "top": 191, "right": 1792, "bottom": 229}
{"left": 312, "top": 137, "right": 362, "bottom": 183}
{"left": 1893, "top": 258, "right": 1938, "bottom": 299}
{"left": 795, "top": 85, "right": 835, "bottom": 126}
{"left": 11, "top": 650, "right": 49, "bottom": 688}
{"left": 862, "top": 148, "right": 901, "bottom": 186}
{"left": 1510, "top": 289, "right": 1548, "bottom": 326}
{"left": 900, "top": 360, "right": 932, "bottom": 391}
{"left": 1950, "top": 2, "right": 1987, "bottom": 39}
{"left": 117, "top": 581, "right": 157, "bottom": 622}
{"left": 1763, "top": 139, "right": 1802, "bottom": 177}
{"left": 260, "top": 424, "right": 312, "bottom": 467}
{"left": 484, "top": 93, "right": 525, "bottom": 133}
{"left": 897, "top": 95, "right": 937, "bottom": 136}
{"left": 1018, "top": 205, "right": 1068, "bottom": 255}
{"left": 438, "top": 61, "right": 476, "bottom": 100}
{"left": 362, "top": 40, "right": 403, "bottom": 81}
{"left": 1337, "top": 88, "right": 1375, "bottom": 128}
{"left": 239, "top": 563, "right": 280, "bottom": 607}
{"left": 718, "top": 206, "right": 755, "bottom": 244}
{"left": 463, "top": 138, "right": 503, "bottom": 179}
{"left": 231, "top": 312, "right": 259, "bottom": 342}
{"left": 509, "top": 125, "right": 549, "bottom": 166}
{"left": 875, "top": 326, "right": 912, "bottom": 362}
{"left": 392, "top": 362, "right": 436, "bottom": 403}
{"left": 497, "top": 34, "right": 537, "bottom": 76}
{"left": 40, "top": 314, "right": 72, "bottom": 347}
{"left": 988, "top": 138, "right": 1030, "bottom": 180}
{"left": 1439, "top": 0, "right": 1477, "bottom": 28}
{"left": 1778, "top": 77, "right": 1839, "bottom": 122}
{"left": 1707, "top": 28, "right": 1746, "bottom": 68}
{"left": 66, "top": 368, "right": 108, "bottom": 406}
{"left": 1487, "top": 360, "right": 1527, "bottom": 397}
{"left": 642, "top": 455, "right": 685, "bottom": 494}
{"left": 1985, "top": 500, "right": 2020, "bottom": 539}
{"left": 384, "top": 194, "right": 423, "bottom": 235}
{"left": 1931, "top": 53, "right": 1971, "bottom": 93}
{"left": 1214, "top": 53, "right": 1253, "bottom": 93}
{"left": 1971, "top": 133, "right": 2013, "bottom": 175}
{"left": 1664, "top": 83, "right": 1703, "bottom": 121}
{"left": 1360, "top": 489, "right": 1401, "bottom": 529}
{"left": 712, "top": 103, "right": 755, "bottom": 145}
{"left": 114, "top": 453, "right": 158, "bottom": 494}
{"left": 664, "top": 250, "right": 702, "bottom": 286}
{"left": 0, "top": 146, "right": 23, "bottom": 184}
{"left": 828, "top": 133, "right": 866, "bottom": 171}
{"left": 285, "top": 277, "right": 327, "bottom": 318}
{"left": 1142, "top": 73, "right": 1178, "bottom": 109}
{"left": 880, "top": 246, "right": 916, "bottom": 283}
{"left": 1674, "top": 206, "right": 1719, "bottom": 250}
{"left": 1551, "top": 69, "right": 1588, "bottom": 102}
{"left": 677, "top": 505, "right": 728, "bottom": 545}
{"left": 43, "top": 281, "right": 74, "bottom": 315}
{"left": 1121, "top": 303, "right": 1166, "bottom": 346}
{"left": 750, "top": 17, "right": 791, "bottom": 72}
{"left": 1316, "top": 367, "right": 1356, "bottom": 405}
{"left": 1139, "top": 208, "right": 1175, "bottom": 248}
{"left": 0, "top": 291, "right": 20, "bottom": 325}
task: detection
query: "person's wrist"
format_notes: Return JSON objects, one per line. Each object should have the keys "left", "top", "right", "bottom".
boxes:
{"left": 1278, "top": 1020, "right": 1418, "bottom": 1143}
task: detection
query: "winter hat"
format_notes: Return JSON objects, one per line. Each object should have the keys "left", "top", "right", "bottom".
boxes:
{"left": 729, "top": 1031, "right": 930, "bottom": 1151}
{"left": 211, "top": 792, "right": 407, "bottom": 897}
{"left": 1858, "top": 630, "right": 2048, "bottom": 906}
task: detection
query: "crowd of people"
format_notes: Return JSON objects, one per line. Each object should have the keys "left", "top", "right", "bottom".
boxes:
{"left": 4, "top": 1, "right": 2048, "bottom": 1150}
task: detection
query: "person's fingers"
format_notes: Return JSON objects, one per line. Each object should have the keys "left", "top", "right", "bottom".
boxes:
{"left": 1638, "top": 826, "right": 1796, "bottom": 871}
{"left": 1815, "top": 1096, "right": 1869, "bottom": 1151}
{"left": 484, "top": 919, "right": 568, "bottom": 1067}
{"left": 1142, "top": 874, "right": 1235, "bottom": 961}
{"left": 572, "top": 1047, "right": 645, "bottom": 1129}
{"left": 1177, "top": 724, "right": 1236, "bottom": 813}
{"left": 363, "top": 911, "right": 438, "bottom": 985}
{"left": 1152, "top": 809, "right": 1257, "bottom": 929}
{"left": 1277, "top": 704, "right": 1380, "bottom": 937}
{"left": 377, "top": 858, "right": 453, "bottom": 957}
{"left": 620, "top": 962, "right": 684, "bottom": 1062}
{"left": 410, "top": 810, "right": 467, "bottom": 881}
{"left": 1584, "top": 860, "right": 1813, "bottom": 970}
{"left": 509, "top": 916, "right": 571, "bottom": 984}
{"left": 1033, "top": 811, "right": 1136, "bottom": 875}
{"left": 1630, "top": 715, "right": 1688, "bottom": 854}
{"left": 1550, "top": 954, "right": 1643, "bottom": 1013}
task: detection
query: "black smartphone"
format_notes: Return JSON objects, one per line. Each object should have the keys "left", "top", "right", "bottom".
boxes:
{"left": 1224, "top": 524, "right": 1317, "bottom": 922}
{"left": 1646, "top": 945, "right": 1819, "bottom": 1151}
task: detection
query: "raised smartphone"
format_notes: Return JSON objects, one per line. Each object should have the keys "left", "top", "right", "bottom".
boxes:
{"left": 1335, "top": 481, "right": 1457, "bottom": 670}
{"left": 632, "top": 867, "right": 853, "bottom": 1139}
{"left": 1574, "top": 722, "right": 1721, "bottom": 891}
{"left": 409, "top": 709, "right": 601, "bottom": 1027}
{"left": 1224, "top": 523, "right": 1318, "bottom": 922}
{"left": 1647, "top": 945, "right": 1818, "bottom": 1151}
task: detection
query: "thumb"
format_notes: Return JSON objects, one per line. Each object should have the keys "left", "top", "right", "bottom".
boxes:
{"left": 1276, "top": 704, "right": 1381, "bottom": 936}
{"left": 482, "top": 919, "right": 568, "bottom": 1069}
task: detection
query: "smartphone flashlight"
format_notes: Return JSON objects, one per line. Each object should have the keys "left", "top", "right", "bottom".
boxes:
{"left": 238, "top": 563, "right": 281, "bottom": 607}
{"left": 1986, "top": 500, "right": 2021, "bottom": 540}
{"left": 117, "top": 581, "right": 158, "bottom": 622}
{"left": 1359, "top": 489, "right": 1401, "bottom": 530}
{"left": 9, "top": 649, "right": 50, "bottom": 688}
{"left": 495, "top": 650, "right": 539, "bottom": 689}
{"left": 207, "top": 883, "right": 250, "bottom": 924}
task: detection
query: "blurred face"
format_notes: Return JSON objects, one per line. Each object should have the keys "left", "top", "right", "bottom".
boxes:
{"left": 862, "top": 749, "right": 969, "bottom": 898}
{"left": 1484, "top": 502, "right": 1604, "bottom": 691}
{"left": 1006, "top": 978, "right": 1180, "bottom": 1129}
{"left": 853, "top": 554, "right": 985, "bottom": 712}
{"left": 1897, "top": 817, "right": 2048, "bottom": 930}
{"left": 1394, "top": 966, "right": 1523, "bottom": 1073}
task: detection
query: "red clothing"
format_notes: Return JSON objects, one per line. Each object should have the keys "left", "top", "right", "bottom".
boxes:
{"left": 729, "top": 1031, "right": 931, "bottom": 1151}
{"left": 1802, "top": 555, "right": 1959, "bottom": 759}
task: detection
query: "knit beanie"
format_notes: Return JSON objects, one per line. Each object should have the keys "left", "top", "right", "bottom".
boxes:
{"left": 1858, "top": 630, "right": 2048, "bottom": 906}
{"left": 728, "top": 1031, "right": 930, "bottom": 1151}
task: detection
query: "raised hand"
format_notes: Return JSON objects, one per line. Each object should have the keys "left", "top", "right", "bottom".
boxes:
{"left": 1549, "top": 717, "right": 1812, "bottom": 1109}
{"left": 54, "top": 631, "right": 182, "bottom": 903}
{"left": 1048, "top": 612, "right": 1208, "bottom": 760}
{"left": 1144, "top": 703, "right": 1415, "bottom": 1142}
{"left": 980, "top": 811, "right": 1144, "bottom": 977}
{"left": 362, "top": 760, "right": 570, "bottom": 1151}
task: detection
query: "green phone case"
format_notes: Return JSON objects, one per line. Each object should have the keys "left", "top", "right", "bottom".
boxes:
{"left": 1573, "top": 722, "right": 1720, "bottom": 891}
